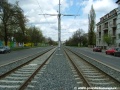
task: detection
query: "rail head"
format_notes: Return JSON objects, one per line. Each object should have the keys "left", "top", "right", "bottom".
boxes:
{"left": 19, "top": 48, "right": 56, "bottom": 90}
{"left": 65, "top": 47, "right": 120, "bottom": 84}
{"left": 0, "top": 47, "right": 55, "bottom": 79}
{"left": 64, "top": 48, "right": 92, "bottom": 88}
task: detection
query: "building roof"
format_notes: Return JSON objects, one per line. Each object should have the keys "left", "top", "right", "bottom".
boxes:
{"left": 116, "top": 0, "right": 120, "bottom": 3}
{"left": 96, "top": 8, "right": 117, "bottom": 25}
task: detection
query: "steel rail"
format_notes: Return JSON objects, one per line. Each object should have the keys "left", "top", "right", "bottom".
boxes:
{"left": 64, "top": 48, "right": 91, "bottom": 88}
{"left": 65, "top": 47, "right": 120, "bottom": 86}
{"left": 0, "top": 47, "right": 54, "bottom": 79}
{"left": 19, "top": 48, "right": 56, "bottom": 90}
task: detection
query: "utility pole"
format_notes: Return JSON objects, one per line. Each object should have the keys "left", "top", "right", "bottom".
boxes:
{"left": 58, "top": 0, "right": 61, "bottom": 48}
{"left": 39, "top": 0, "right": 79, "bottom": 49}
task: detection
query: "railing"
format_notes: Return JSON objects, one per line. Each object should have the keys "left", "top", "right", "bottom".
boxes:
{"left": 103, "top": 26, "right": 108, "bottom": 30}
{"left": 111, "top": 23, "right": 117, "bottom": 28}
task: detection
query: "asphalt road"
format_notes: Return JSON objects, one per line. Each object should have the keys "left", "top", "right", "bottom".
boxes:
{"left": 0, "top": 47, "right": 52, "bottom": 66}
{"left": 69, "top": 47, "right": 120, "bottom": 70}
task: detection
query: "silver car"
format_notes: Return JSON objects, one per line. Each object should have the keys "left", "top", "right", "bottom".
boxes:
{"left": 0, "top": 46, "right": 11, "bottom": 53}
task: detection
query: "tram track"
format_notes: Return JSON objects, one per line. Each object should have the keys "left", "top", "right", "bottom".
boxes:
{"left": 64, "top": 48, "right": 120, "bottom": 89}
{"left": 0, "top": 47, "right": 56, "bottom": 90}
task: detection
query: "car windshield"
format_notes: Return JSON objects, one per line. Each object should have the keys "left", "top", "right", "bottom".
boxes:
{"left": 115, "top": 48, "right": 119, "bottom": 51}
{"left": 118, "top": 48, "right": 120, "bottom": 51}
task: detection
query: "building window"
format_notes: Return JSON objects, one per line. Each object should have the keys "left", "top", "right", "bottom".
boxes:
{"left": 113, "top": 18, "right": 116, "bottom": 25}
{"left": 104, "top": 22, "right": 108, "bottom": 28}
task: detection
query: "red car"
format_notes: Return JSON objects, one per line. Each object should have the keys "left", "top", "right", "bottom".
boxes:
{"left": 105, "top": 47, "right": 119, "bottom": 55}
{"left": 93, "top": 47, "right": 102, "bottom": 52}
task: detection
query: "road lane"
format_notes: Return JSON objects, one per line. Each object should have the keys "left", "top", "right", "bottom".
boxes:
{"left": 69, "top": 47, "right": 120, "bottom": 70}
{"left": 0, "top": 47, "right": 52, "bottom": 66}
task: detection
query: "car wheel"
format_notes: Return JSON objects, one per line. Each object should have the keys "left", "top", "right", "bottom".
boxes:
{"left": 114, "top": 53, "right": 118, "bottom": 57}
{"left": 114, "top": 53, "right": 116, "bottom": 56}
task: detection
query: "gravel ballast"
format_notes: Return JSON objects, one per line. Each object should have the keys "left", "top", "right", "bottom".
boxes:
{"left": 26, "top": 48, "right": 78, "bottom": 90}
{"left": 0, "top": 47, "right": 53, "bottom": 76}
{"left": 66, "top": 47, "right": 120, "bottom": 82}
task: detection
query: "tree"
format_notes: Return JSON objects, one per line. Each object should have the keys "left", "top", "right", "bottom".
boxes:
{"left": 81, "top": 33, "right": 88, "bottom": 46}
{"left": 88, "top": 5, "right": 96, "bottom": 46}
{"left": 65, "top": 29, "right": 88, "bottom": 46}
{"left": 103, "top": 34, "right": 112, "bottom": 46}
{"left": 0, "top": 24, "right": 4, "bottom": 40}
{"left": 72, "top": 29, "right": 84, "bottom": 46}
{"left": 0, "top": 1, "right": 27, "bottom": 45}
{"left": 26, "top": 26, "right": 43, "bottom": 46}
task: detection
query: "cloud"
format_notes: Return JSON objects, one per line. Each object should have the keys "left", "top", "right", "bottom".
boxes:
{"left": 81, "top": 0, "right": 117, "bottom": 14}
{"left": 8, "top": 0, "right": 118, "bottom": 41}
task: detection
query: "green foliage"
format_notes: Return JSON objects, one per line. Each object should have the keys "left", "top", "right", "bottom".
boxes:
{"left": 46, "top": 37, "right": 57, "bottom": 45}
{"left": 22, "top": 26, "right": 43, "bottom": 45}
{"left": 65, "top": 29, "right": 88, "bottom": 46}
{"left": 0, "top": 1, "right": 27, "bottom": 45}
{"left": 0, "top": 1, "right": 56, "bottom": 46}
{"left": 103, "top": 34, "right": 112, "bottom": 46}
{"left": 88, "top": 5, "right": 96, "bottom": 45}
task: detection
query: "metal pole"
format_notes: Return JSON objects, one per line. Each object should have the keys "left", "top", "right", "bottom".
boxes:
{"left": 38, "top": 0, "right": 79, "bottom": 49}
{"left": 58, "top": 0, "right": 61, "bottom": 49}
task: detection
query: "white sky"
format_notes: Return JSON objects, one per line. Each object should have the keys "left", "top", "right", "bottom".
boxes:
{"left": 9, "top": 0, "right": 118, "bottom": 41}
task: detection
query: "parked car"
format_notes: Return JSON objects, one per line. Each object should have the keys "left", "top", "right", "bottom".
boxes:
{"left": 0, "top": 46, "right": 11, "bottom": 54}
{"left": 105, "top": 47, "right": 119, "bottom": 55}
{"left": 93, "top": 47, "right": 102, "bottom": 52}
{"left": 114, "top": 48, "right": 120, "bottom": 57}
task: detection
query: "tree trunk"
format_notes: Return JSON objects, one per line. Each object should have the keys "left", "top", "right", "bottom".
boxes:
{"left": 4, "top": 25, "right": 8, "bottom": 46}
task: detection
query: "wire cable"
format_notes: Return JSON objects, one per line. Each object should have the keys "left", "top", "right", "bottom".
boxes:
{"left": 65, "top": 0, "right": 82, "bottom": 30}
{"left": 36, "top": 0, "right": 53, "bottom": 26}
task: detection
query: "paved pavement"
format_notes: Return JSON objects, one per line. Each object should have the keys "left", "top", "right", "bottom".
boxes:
{"left": 0, "top": 47, "right": 52, "bottom": 66}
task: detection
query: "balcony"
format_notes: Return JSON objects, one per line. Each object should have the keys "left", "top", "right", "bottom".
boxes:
{"left": 103, "top": 22, "right": 108, "bottom": 30}
{"left": 104, "top": 31, "right": 108, "bottom": 35}
{"left": 112, "top": 35, "right": 116, "bottom": 38}
{"left": 111, "top": 23, "right": 117, "bottom": 28}
{"left": 103, "top": 26, "right": 108, "bottom": 30}
{"left": 97, "top": 29, "right": 101, "bottom": 32}
{"left": 98, "top": 32, "right": 101, "bottom": 39}
{"left": 112, "top": 31, "right": 116, "bottom": 38}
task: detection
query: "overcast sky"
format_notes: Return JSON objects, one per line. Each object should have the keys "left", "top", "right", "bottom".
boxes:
{"left": 9, "top": 0, "right": 118, "bottom": 41}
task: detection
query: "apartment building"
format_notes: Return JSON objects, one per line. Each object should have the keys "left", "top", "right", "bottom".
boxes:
{"left": 96, "top": 0, "right": 120, "bottom": 48}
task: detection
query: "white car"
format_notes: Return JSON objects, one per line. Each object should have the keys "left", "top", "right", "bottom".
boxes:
{"left": 0, "top": 46, "right": 11, "bottom": 53}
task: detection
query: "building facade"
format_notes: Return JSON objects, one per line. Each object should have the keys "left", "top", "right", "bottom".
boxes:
{"left": 116, "top": 0, "right": 120, "bottom": 47}
{"left": 96, "top": 0, "right": 120, "bottom": 48}
{"left": 96, "top": 9, "right": 117, "bottom": 49}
